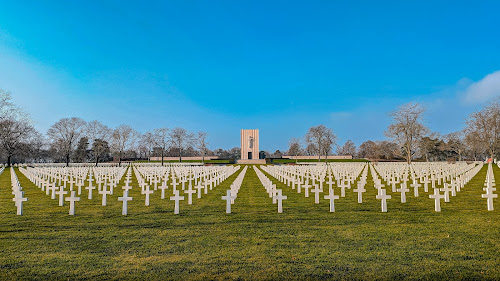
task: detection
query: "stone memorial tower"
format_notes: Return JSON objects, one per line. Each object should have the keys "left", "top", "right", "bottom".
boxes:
{"left": 241, "top": 129, "right": 259, "bottom": 160}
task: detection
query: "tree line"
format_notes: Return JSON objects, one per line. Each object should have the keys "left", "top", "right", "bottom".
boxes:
{"left": 0, "top": 90, "right": 242, "bottom": 166}
{"left": 1, "top": 88, "right": 499, "bottom": 165}
{"left": 286, "top": 101, "right": 498, "bottom": 163}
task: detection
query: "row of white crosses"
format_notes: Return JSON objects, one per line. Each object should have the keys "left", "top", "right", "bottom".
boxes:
{"left": 19, "top": 166, "right": 128, "bottom": 201}
{"left": 373, "top": 162, "right": 479, "bottom": 196}
{"left": 134, "top": 165, "right": 235, "bottom": 193}
{"left": 11, "top": 167, "right": 28, "bottom": 215}
{"left": 368, "top": 164, "right": 392, "bottom": 212}
{"left": 261, "top": 163, "right": 367, "bottom": 212}
{"left": 254, "top": 165, "right": 287, "bottom": 213}
{"left": 222, "top": 166, "right": 247, "bottom": 213}
{"left": 264, "top": 161, "right": 486, "bottom": 213}
{"left": 18, "top": 165, "right": 128, "bottom": 215}
{"left": 19, "top": 167, "right": 84, "bottom": 215}
{"left": 482, "top": 163, "right": 497, "bottom": 211}
{"left": 16, "top": 163, "right": 239, "bottom": 216}
{"left": 132, "top": 164, "right": 241, "bottom": 214}
{"left": 118, "top": 167, "right": 134, "bottom": 215}
{"left": 371, "top": 162, "right": 483, "bottom": 212}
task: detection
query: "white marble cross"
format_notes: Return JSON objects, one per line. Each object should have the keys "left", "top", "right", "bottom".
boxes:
{"left": 76, "top": 180, "right": 84, "bottom": 195}
{"left": 184, "top": 186, "right": 196, "bottom": 205}
{"left": 324, "top": 188, "right": 339, "bottom": 212}
{"left": 170, "top": 190, "right": 184, "bottom": 214}
{"left": 142, "top": 185, "right": 154, "bottom": 206}
{"left": 376, "top": 189, "right": 391, "bottom": 212}
{"left": 396, "top": 183, "right": 409, "bottom": 203}
{"left": 440, "top": 184, "right": 452, "bottom": 203}
{"left": 222, "top": 189, "right": 236, "bottom": 213}
{"left": 311, "top": 184, "right": 321, "bottom": 204}
{"left": 338, "top": 180, "right": 349, "bottom": 197}
{"left": 65, "top": 191, "right": 80, "bottom": 215}
{"left": 429, "top": 188, "right": 445, "bottom": 212}
{"left": 482, "top": 189, "right": 497, "bottom": 211}
{"left": 195, "top": 183, "right": 204, "bottom": 199}
{"left": 99, "top": 187, "right": 111, "bottom": 206}
{"left": 274, "top": 189, "right": 287, "bottom": 213}
{"left": 12, "top": 191, "right": 28, "bottom": 215}
{"left": 159, "top": 181, "right": 168, "bottom": 199}
{"left": 410, "top": 180, "right": 421, "bottom": 197}
{"left": 49, "top": 184, "right": 58, "bottom": 199}
{"left": 353, "top": 182, "right": 366, "bottom": 203}
{"left": 56, "top": 186, "right": 68, "bottom": 206}
{"left": 422, "top": 177, "right": 430, "bottom": 193}
{"left": 118, "top": 190, "right": 133, "bottom": 215}
{"left": 302, "top": 182, "right": 312, "bottom": 197}
{"left": 86, "top": 184, "right": 96, "bottom": 200}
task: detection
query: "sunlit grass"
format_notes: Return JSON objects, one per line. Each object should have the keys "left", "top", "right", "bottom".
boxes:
{"left": 0, "top": 164, "right": 498, "bottom": 280}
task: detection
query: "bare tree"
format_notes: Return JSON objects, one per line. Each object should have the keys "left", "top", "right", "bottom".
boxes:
{"left": 0, "top": 118, "right": 36, "bottom": 165}
{"left": 111, "top": 125, "right": 139, "bottom": 166}
{"left": 152, "top": 128, "right": 170, "bottom": 166}
{"left": 385, "top": 102, "right": 428, "bottom": 164}
{"left": 73, "top": 137, "right": 89, "bottom": 163}
{"left": 139, "top": 131, "right": 155, "bottom": 161}
{"left": 28, "top": 131, "right": 48, "bottom": 163}
{"left": 92, "top": 139, "right": 110, "bottom": 164}
{"left": 86, "top": 120, "right": 111, "bottom": 166}
{"left": 0, "top": 90, "right": 36, "bottom": 165}
{"left": 196, "top": 131, "right": 208, "bottom": 164}
{"left": 305, "top": 125, "right": 337, "bottom": 162}
{"left": 0, "top": 89, "right": 20, "bottom": 119}
{"left": 466, "top": 99, "right": 500, "bottom": 159}
{"left": 377, "top": 140, "right": 400, "bottom": 160}
{"left": 169, "top": 127, "right": 193, "bottom": 162}
{"left": 287, "top": 137, "right": 301, "bottom": 163}
{"left": 47, "top": 117, "right": 86, "bottom": 166}
{"left": 337, "top": 140, "right": 356, "bottom": 157}
{"left": 358, "top": 140, "right": 379, "bottom": 159}
{"left": 446, "top": 131, "right": 466, "bottom": 161}
{"left": 464, "top": 129, "right": 483, "bottom": 161}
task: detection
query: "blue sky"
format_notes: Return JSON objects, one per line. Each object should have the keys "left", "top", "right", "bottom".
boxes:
{"left": 1, "top": 1, "right": 500, "bottom": 151}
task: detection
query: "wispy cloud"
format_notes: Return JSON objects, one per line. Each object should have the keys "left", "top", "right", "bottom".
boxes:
{"left": 462, "top": 70, "right": 500, "bottom": 104}
{"left": 330, "top": 111, "right": 353, "bottom": 120}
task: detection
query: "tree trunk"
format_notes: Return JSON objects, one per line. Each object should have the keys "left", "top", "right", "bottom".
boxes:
{"left": 179, "top": 148, "right": 182, "bottom": 163}
{"left": 66, "top": 154, "right": 70, "bottom": 167}
{"left": 406, "top": 146, "right": 411, "bottom": 164}
{"left": 119, "top": 152, "right": 122, "bottom": 167}
{"left": 95, "top": 150, "right": 100, "bottom": 166}
{"left": 7, "top": 154, "right": 12, "bottom": 166}
{"left": 202, "top": 150, "right": 205, "bottom": 164}
{"left": 161, "top": 150, "right": 164, "bottom": 166}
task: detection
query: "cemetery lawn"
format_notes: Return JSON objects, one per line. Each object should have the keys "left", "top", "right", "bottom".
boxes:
{"left": 1, "top": 165, "right": 499, "bottom": 280}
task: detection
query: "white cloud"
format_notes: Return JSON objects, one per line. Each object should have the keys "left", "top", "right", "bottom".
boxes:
{"left": 463, "top": 70, "right": 500, "bottom": 104}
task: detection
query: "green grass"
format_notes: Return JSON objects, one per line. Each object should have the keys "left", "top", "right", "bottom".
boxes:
{"left": 0, "top": 164, "right": 499, "bottom": 280}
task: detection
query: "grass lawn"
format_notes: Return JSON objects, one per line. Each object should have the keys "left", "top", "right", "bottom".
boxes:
{"left": 0, "top": 164, "right": 499, "bottom": 280}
